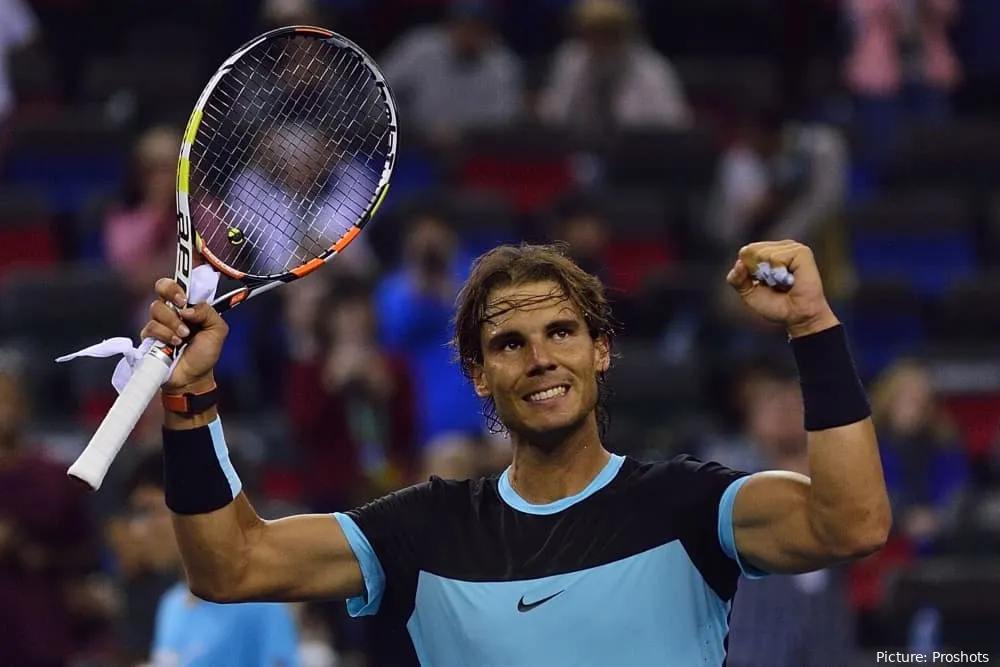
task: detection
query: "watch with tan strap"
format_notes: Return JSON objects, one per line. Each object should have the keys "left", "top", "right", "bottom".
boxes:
{"left": 162, "top": 383, "right": 219, "bottom": 417}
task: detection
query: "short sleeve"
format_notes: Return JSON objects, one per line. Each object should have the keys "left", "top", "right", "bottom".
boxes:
{"left": 335, "top": 481, "right": 436, "bottom": 618}
{"left": 717, "top": 475, "right": 769, "bottom": 579}
{"left": 666, "top": 455, "right": 758, "bottom": 601}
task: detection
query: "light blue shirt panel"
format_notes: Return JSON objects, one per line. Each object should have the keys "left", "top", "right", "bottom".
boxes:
{"left": 406, "top": 541, "right": 731, "bottom": 667}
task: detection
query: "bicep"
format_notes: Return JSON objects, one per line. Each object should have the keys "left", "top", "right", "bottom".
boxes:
{"left": 732, "top": 471, "right": 831, "bottom": 574}
{"left": 242, "top": 513, "right": 364, "bottom": 603}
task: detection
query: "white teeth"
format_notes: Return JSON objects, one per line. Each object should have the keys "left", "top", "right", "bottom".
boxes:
{"left": 527, "top": 386, "right": 568, "bottom": 402}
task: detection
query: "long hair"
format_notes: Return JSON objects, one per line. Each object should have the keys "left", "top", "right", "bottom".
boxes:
{"left": 452, "top": 242, "right": 616, "bottom": 437}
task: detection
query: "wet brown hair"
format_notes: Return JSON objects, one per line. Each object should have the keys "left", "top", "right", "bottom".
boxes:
{"left": 452, "top": 242, "right": 616, "bottom": 435}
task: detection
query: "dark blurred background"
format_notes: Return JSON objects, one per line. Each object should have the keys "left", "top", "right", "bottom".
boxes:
{"left": 3, "top": 0, "right": 1000, "bottom": 665}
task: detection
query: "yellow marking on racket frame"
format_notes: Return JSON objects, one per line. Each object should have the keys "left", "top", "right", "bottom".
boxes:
{"left": 177, "top": 158, "right": 191, "bottom": 194}
{"left": 183, "top": 109, "right": 203, "bottom": 145}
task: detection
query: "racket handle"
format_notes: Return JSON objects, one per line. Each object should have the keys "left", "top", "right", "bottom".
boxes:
{"left": 67, "top": 349, "right": 172, "bottom": 490}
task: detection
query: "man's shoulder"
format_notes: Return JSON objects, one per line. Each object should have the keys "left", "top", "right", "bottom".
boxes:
{"left": 609, "top": 454, "right": 749, "bottom": 507}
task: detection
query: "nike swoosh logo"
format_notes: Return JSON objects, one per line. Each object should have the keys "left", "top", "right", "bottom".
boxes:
{"left": 517, "top": 590, "right": 564, "bottom": 612}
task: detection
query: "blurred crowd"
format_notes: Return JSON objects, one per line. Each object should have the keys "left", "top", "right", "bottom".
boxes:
{"left": 3, "top": 0, "right": 1000, "bottom": 665}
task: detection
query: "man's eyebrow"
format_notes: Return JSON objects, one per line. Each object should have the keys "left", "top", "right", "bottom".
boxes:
{"left": 485, "top": 328, "right": 521, "bottom": 349}
{"left": 546, "top": 318, "right": 581, "bottom": 332}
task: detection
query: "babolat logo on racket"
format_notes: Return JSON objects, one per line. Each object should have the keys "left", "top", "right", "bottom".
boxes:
{"left": 175, "top": 211, "right": 193, "bottom": 294}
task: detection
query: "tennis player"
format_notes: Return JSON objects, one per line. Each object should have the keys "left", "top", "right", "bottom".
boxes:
{"left": 140, "top": 240, "right": 890, "bottom": 666}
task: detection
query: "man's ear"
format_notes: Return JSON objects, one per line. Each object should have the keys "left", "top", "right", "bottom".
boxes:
{"left": 594, "top": 334, "right": 610, "bottom": 373}
{"left": 472, "top": 365, "right": 491, "bottom": 398}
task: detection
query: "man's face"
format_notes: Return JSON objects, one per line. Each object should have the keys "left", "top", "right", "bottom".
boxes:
{"left": 473, "top": 280, "right": 609, "bottom": 444}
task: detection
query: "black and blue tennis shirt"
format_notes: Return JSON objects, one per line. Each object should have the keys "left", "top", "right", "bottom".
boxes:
{"left": 334, "top": 453, "right": 766, "bottom": 666}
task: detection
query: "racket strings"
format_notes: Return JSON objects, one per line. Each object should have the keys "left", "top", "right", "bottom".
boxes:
{"left": 187, "top": 33, "right": 393, "bottom": 277}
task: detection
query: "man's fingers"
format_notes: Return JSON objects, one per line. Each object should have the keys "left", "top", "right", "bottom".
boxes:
{"left": 149, "top": 300, "right": 183, "bottom": 332}
{"left": 726, "top": 259, "right": 752, "bottom": 291}
{"left": 141, "top": 321, "right": 183, "bottom": 347}
{"left": 737, "top": 241, "right": 806, "bottom": 275}
{"left": 155, "top": 278, "right": 187, "bottom": 308}
{"left": 179, "top": 304, "right": 227, "bottom": 336}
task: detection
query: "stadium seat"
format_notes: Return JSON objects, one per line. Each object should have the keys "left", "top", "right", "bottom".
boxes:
{"left": 847, "top": 279, "right": 925, "bottom": 380}
{"left": 602, "top": 128, "right": 719, "bottom": 193}
{"left": 605, "top": 341, "right": 704, "bottom": 425}
{"left": 0, "top": 187, "right": 59, "bottom": 279}
{"left": 926, "top": 274, "right": 1000, "bottom": 345}
{"left": 884, "top": 120, "right": 1000, "bottom": 190}
{"left": 80, "top": 54, "right": 205, "bottom": 119}
{"left": 673, "top": 57, "right": 779, "bottom": 115}
{"left": 848, "top": 189, "right": 976, "bottom": 297}
{"left": 380, "top": 144, "right": 440, "bottom": 210}
{"left": 597, "top": 188, "right": 677, "bottom": 294}
{"left": 457, "top": 125, "right": 574, "bottom": 214}
{"left": 0, "top": 266, "right": 133, "bottom": 418}
{"left": 4, "top": 111, "right": 127, "bottom": 213}
{"left": 943, "top": 490, "right": 1000, "bottom": 558}
{"left": 443, "top": 188, "right": 519, "bottom": 256}
{"left": 881, "top": 557, "right": 1000, "bottom": 652}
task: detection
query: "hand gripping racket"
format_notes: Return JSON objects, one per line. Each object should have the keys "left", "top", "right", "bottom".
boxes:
{"left": 68, "top": 26, "right": 398, "bottom": 490}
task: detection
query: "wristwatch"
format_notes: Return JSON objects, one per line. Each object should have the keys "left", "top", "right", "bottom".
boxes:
{"left": 162, "top": 383, "right": 219, "bottom": 416}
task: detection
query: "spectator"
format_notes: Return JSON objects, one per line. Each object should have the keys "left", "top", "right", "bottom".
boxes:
{"left": 706, "top": 108, "right": 847, "bottom": 256}
{"left": 547, "top": 192, "right": 610, "bottom": 285}
{"left": 869, "top": 359, "right": 970, "bottom": 555}
{"left": 701, "top": 356, "right": 858, "bottom": 667}
{"left": 381, "top": 0, "right": 522, "bottom": 145}
{"left": 538, "top": 0, "right": 690, "bottom": 136}
{"left": 0, "top": 347, "right": 109, "bottom": 667}
{"left": 103, "top": 125, "right": 181, "bottom": 304}
{"left": 844, "top": 0, "right": 960, "bottom": 170}
{"left": 112, "top": 451, "right": 304, "bottom": 667}
{"left": 285, "top": 276, "right": 417, "bottom": 513}
{"left": 0, "top": 0, "right": 38, "bottom": 157}
{"left": 376, "top": 209, "right": 487, "bottom": 479}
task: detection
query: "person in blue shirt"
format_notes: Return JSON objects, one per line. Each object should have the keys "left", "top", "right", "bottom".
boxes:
{"left": 375, "top": 209, "right": 492, "bottom": 478}
{"left": 119, "top": 451, "right": 301, "bottom": 667}
{"left": 139, "top": 240, "right": 891, "bottom": 666}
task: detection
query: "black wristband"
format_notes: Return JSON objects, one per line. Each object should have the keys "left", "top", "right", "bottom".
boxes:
{"left": 163, "top": 418, "right": 242, "bottom": 515}
{"left": 790, "top": 324, "right": 871, "bottom": 432}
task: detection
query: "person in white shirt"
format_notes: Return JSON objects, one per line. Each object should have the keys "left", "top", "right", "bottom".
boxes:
{"left": 0, "top": 0, "right": 38, "bottom": 155}
{"left": 538, "top": 0, "right": 690, "bottom": 136}
{"left": 380, "top": 0, "right": 523, "bottom": 143}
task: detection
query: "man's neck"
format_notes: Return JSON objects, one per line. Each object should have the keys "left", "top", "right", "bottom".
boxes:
{"left": 507, "top": 419, "right": 611, "bottom": 505}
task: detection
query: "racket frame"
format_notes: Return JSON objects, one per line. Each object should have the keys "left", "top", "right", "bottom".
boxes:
{"left": 67, "top": 25, "right": 398, "bottom": 489}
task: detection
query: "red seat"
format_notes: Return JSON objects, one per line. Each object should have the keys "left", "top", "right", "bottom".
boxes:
{"left": 604, "top": 239, "right": 675, "bottom": 294}
{"left": 459, "top": 155, "right": 573, "bottom": 214}
{"left": 941, "top": 393, "right": 1000, "bottom": 457}
{"left": 0, "top": 225, "right": 59, "bottom": 281}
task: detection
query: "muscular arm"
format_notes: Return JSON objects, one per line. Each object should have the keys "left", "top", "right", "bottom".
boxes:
{"left": 166, "top": 408, "right": 364, "bottom": 603}
{"left": 731, "top": 321, "right": 892, "bottom": 575}
{"left": 733, "top": 419, "right": 890, "bottom": 574}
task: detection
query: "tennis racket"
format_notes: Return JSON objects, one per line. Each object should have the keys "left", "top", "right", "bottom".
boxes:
{"left": 67, "top": 25, "right": 398, "bottom": 490}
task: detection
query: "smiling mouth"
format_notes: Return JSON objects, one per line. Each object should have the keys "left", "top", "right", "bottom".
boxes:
{"left": 524, "top": 385, "right": 569, "bottom": 403}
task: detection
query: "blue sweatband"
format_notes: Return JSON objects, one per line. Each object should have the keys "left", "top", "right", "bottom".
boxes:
{"left": 790, "top": 324, "right": 871, "bottom": 432}
{"left": 163, "top": 417, "right": 243, "bottom": 515}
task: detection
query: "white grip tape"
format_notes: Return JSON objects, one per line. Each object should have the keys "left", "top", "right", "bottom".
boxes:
{"left": 67, "top": 351, "right": 172, "bottom": 490}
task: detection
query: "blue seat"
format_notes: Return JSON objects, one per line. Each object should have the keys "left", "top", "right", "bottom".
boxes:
{"left": 848, "top": 189, "right": 976, "bottom": 297}
{"left": 846, "top": 280, "right": 926, "bottom": 380}
{"left": 6, "top": 153, "right": 122, "bottom": 214}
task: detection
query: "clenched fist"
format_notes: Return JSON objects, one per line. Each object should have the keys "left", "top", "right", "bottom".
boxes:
{"left": 726, "top": 240, "right": 840, "bottom": 338}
